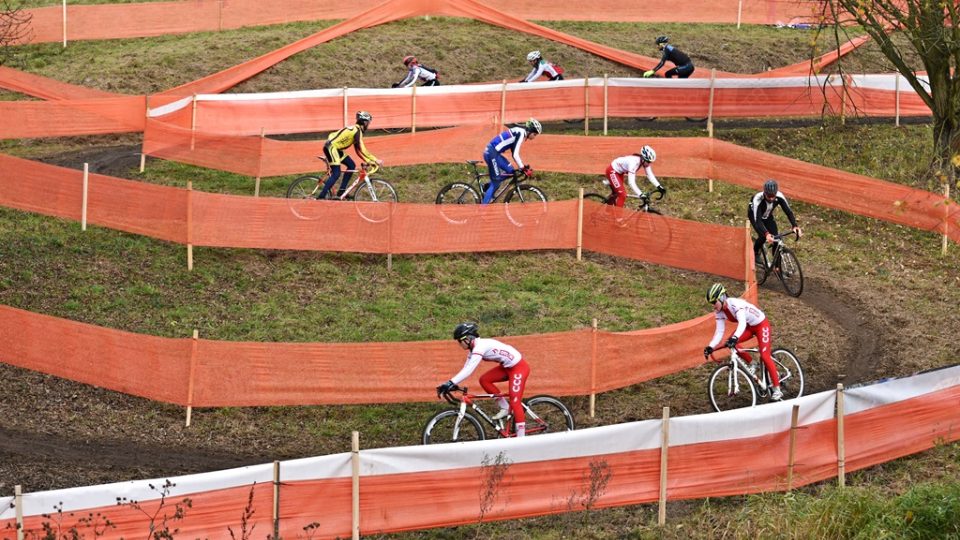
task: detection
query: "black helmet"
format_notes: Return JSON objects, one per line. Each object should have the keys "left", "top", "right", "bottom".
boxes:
{"left": 453, "top": 322, "right": 480, "bottom": 341}
{"left": 356, "top": 110, "right": 372, "bottom": 124}
{"left": 763, "top": 179, "right": 779, "bottom": 197}
{"left": 655, "top": 36, "right": 669, "bottom": 45}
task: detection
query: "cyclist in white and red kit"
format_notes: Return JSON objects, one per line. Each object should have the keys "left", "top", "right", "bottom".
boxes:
{"left": 604, "top": 145, "right": 666, "bottom": 207}
{"left": 436, "top": 322, "right": 531, "bottom": 437}
{"left": 702, "top": 283, "right": 783, "bottom": 401}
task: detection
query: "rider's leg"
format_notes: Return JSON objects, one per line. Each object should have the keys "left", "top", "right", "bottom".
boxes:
{"left": 605, "top": 166, "right": 626, "bottom": 207}
{"left": 665, "top": 67, "right": 679, "bottom": 78}
{"left": 506, "top": 360, "right": 530, "bottom": 436}
{"left": 733, "top": 328, "right": 756, "bottom": 364}
{"left": 752, "top": 320, "right": 780, "bottom": 387}
{"left": 677, "top": 64, "right": 695, "bottom": 79}
{"left": 479, "top": 365, "right": 510, "bottom": 414}
{"left": 482, "top": 151, "right": 513, "bottom": 204}
{"left": 336, "top": 155, "right": 356, "bottom": 197}
{"left": 318, "top": 166, "right": 341, "bottom": 199}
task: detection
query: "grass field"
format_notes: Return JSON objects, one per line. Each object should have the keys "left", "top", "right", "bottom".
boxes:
{"left": 0, "top": 13, "right": 958, "bottom": 539}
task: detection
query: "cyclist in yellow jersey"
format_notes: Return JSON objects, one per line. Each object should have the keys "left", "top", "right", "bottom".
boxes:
{"left": 317, "top": 110, "right": 382, "bottom": 199}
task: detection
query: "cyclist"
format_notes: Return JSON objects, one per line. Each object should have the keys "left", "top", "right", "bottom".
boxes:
{"left": 436, "top": 322, "right": 531, "bottom": 437}
{"left": 392, "top": 55, "right": 440, "bottom": 88}
{"left": 317, "top": 111, "right": 382, "bottom": 200}
{"left": 604, "top": 145, "right": 666, "bottom": 207}
{"left": 481, "top": 118, "right": 541, "bottom": 204}
{"left": 521, "top": 50, "right": 565, "bottom": 82}
{"left": 749, "top": 179, "right": 803, "bottom": 266}
{"left": 643, "top": 36, "right": 695, "bottom": 79}
{"left": 702, "top": 283, "right": 783, "bottom": 401}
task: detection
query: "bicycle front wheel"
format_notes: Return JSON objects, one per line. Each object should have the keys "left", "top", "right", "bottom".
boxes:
{"left": 708, "top": 364, "right": 758, "bottom": 412}
{"left": 523, "top": 395, "right": 576, "bottom": 436}
{"left": 422, "top": 410, "right": 486, "bottom": 445}
{"left": 504, "top": 184, "right": 548, "bottom": 227}
{"left": 435, "top": 182, "right": 481, "bottom": 225}
{"left": 352, "top": 178, "right": 397, "bottom": 224}
{"left": 775, "top": 247, "right": 804, "bottom": 297}
{"left": 770, "top": 348, "right": 804, "bottom": 401}
{"left": 755, "top": 244, "right": 771, "bottom": 286}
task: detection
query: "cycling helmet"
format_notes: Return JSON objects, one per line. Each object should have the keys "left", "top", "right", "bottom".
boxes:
{"left": 453, "top": 322, "right": 480, "bottom": 342}
{"left": 639, "top": 145, "right": 657, "bottom": 163}
{"left": 526, "top": 50, "right": 542, "bottom": 62}
{"left": 655, "top": 36, "right": 669, "bottom": 45}
{"left": 706, "top": 283, "right": 727, "bottom": 304}
{"left": 763, "top": 179, "right": 779, "bottom": 197}
{"left": 403, "top": 55, "right": 417, "bottom": 67}
{"left": 356, "top": 110, "right": 372, "bottom": 124}
{"left": 525, "top": 118, "right": 542, "bottom": 134}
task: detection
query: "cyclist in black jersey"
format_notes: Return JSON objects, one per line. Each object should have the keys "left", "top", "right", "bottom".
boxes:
{"left": 644, "top": 36, "right": 695, "bottom": 79}
{"left": 748, "top": 179, "right": 803, "bottom": 263}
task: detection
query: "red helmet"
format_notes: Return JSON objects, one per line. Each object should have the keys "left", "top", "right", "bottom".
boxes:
{"left": 403, "top": 55, "right": 417, "bottom": 67}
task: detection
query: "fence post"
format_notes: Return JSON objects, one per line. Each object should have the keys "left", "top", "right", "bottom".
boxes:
{"left": 140, "top": 95, "right": 149, "bottom": 173}
{"left": 836, "top": 383, "right": 845, "bottom": 488}
{"left": 590, "top": 318, "right": 598, "bottom": 418}
{"left": 15, "top": 484, "right": 23, "bottom": 540}
{"left": 190, "top": 95, "right": 198, "bottom": 151}
{"left": 787, "top": 404, "right": 800, "bottom": 490}
{"left": 343, "top": 87, "right": 349, "bottom": 126}
{"left": 658, "top": 406, "right": 670, "bottom": 525}
{"left": 411, "top": 84, "right": 417, "bottom": 134}
{"left": 81, "top": 163, "right": 89, "bottom": 231}
{"left": 744, "top": 220, "right": 752, "bottom": 289}
{"left": 894, "top": 72, "right": 901, "bottom": 127}
{"left": 255, "top": 128, "right": 265, "bottom": 197}
{"left": 387, "top": 201, "right": 394, "bottom": 272}
{"left": 839, "top": 75, "right": 847, "bottom": 125}
{"left": 218, "top": 0, "right": 224, "bottom": 32}
{"left": 583, "top": 77, "right": 590, "bottom": 135}
{"left": 272, "top": 461, "right": 281, "bottom": 540}
{"left": 62, "top": 0, "right": 67, "bottom": 48}
{"left": 500, "top": 80, "right": 507, "bottom": 126}
{"left": 351, "top": 431, "right": 361, "bottom": 540}
{"left": 185, "top": 329, "right": 199, "bottom": 427}
{"left": 707, "top": 68, "right": 716, "bottom": 138}
{"left": 186, "top": 180, "right": 194, "bottom": 271}
{"left": 943, "top": 182, "right": 950, "bottom": 256}
{"left": 736, "top": 0, "right": 743, "bottom": 29}
{"left": 603, "top": 74, "right": 609, "bottom": 135}
{"left": 577, "top": 188, "right": 584, "bottom": 261}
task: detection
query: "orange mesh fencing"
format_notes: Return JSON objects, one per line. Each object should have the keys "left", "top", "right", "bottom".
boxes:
{"left": 0, "top": 97, "right": 145, "bottom": 139}
{"left": 0, "top": 65, "right": 117, "bottom": 100}
{"left": 21, "top": 0, "right": 822, "bottom": 45}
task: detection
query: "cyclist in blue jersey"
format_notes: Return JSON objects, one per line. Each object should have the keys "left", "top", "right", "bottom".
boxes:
{"left": 481, "top": 118, "right": 542, "bottom": 204}
{"left": 644, "top": 36, "right": 695, "bottom": 79}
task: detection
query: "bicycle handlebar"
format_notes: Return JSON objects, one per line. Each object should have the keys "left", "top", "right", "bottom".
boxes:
{"left": 439, "top": 384, "right": 467, "bottom": 405}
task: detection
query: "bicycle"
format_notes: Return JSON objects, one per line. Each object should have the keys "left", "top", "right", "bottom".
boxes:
{"left": 422, "top": 384, "right": 575, "bottom": 444}
{"left": 754, "top": 230, "right": 803, "bottom": 297}
{"left": 706, "top": 344, "right": 805, "bottom": 412}
{"left": 285, "top": 158, "right": 398, "bottom": 223}
{"left": 582, "top": 180, "right": 672, "bottom": 249}
{"left": 434, "top": 160, "right": 549, "bottom": 226}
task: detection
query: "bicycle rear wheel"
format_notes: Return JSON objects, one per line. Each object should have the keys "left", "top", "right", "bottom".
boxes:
{"left": 523, "top": 395, "right": 575, "bottom": 436}
{"left": 504, "top": 184, "right": 548, "bottom": 227}
{"left": 775, "top": 247, "right": 804, "bottom": 297}
{"left": 708, "top": 364, "right": 758, "bottom": 412}
{"left": 285, "top": 175, "right": 325, "bottom": 221}
{"left": 435, "top": 182, "right": 481, "bottom": 225}
{"left": 422, "top": 410, "right": 486, "bottom": 444}
{"left": 770, "top": 348, "right": 804, "bottom": 401}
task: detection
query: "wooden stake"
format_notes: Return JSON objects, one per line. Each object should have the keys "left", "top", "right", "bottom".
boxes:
{"left": 943, "top": 182, "right": 950, "bottom": 256}
{"left": 583, "top": 77, "right": 590, "bottom": 135}
{"left": 62, "top": 0, "right": 67, "bottom": 48}
{"left": 185, "top": 329, "right": 199, "bottom": 427}
{"left": 343, "top": 87, "right": 349, "bottom": 127}
{"left": 745, "top": 220, "right": 753, "bottom": 288}
{"left": 787, "top": 404, "right": 800, "bottom": 490}
{"left": 603, "top": 74, "right": 609, "bottom": 135}
{"left": 81, "top": 163, "right": 89, "bottom": 231}
{"left": 15, "top": 484, "right": 23, "bottom": 540}
{"left": 190, "top": 95, "right": 198, "bottom": 151}
{"left": 272, "top": 461, "right": 281, "bottom": 540}
{"left": 255, "top": 128, "right": 265, "bottom": 197}
{"left": 658, "top": 407, "right": 670, "bottom": 525}
{"left": 351, "top": 431, "right": 361, "bottom": 540}
{"left": 894, "top": 73, "right": 901, "bottom": 127}
{"left": 836, "top": 383, "right": 845, "bottom": 488}
{"left": 187, "top": 180, "right": 194, "bottom": 271}
{"left": 387, "top": 201, "right": 394, "bottom": 271}
{"left": 589, "top": 318, "right": 598, "bottom": 418}
{"left": 736, "top": 0, "right": 743, "bottom": 29}
{"left": 577, "top": 188, "right": 584, "bottom": 261}
{"left": 411, "top": 84, "right": 417, "bottom": 134}
{"left": 707, "top": 68, "right": 716, "bottom": 137}
{"left": 839, "top": 75, "right": 847, "bottom": 125}
{"left": 217, "top": 0, "right": 224, "bottom": 32}
{"left": 500, "top": 80, "right": 507, "bottom": 126}
{"left": 141, "top": 95, "right": 149, "bottom": 173}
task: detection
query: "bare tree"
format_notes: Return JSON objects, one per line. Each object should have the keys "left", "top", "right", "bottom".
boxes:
{"left": 817, "top": 1, "right": 959, "bottom": 190}
{"left": 0, "top": 0, "right": 32, "bottom": 64}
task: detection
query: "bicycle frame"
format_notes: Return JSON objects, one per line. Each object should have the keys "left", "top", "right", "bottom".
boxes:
{"left": 466, "top": 161, "right": 533, "bottom": 203}
{"left": 758, "top": 230, "right": 797, "bottom": 266}
{"left": 321, "top": 159, "right": 381, "bottom": 201}
{"left": 444, "top": 387, "right": 548, "bottom": 438}
{"left": 595, "top": 176, "right": 663, "bottom": 211}
{"left": 710, "top": 345, "right": 771, "bottom": 396}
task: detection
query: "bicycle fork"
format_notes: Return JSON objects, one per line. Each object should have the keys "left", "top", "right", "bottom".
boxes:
{"left": 452, "top": 402, "right": 469, "bottom": 441}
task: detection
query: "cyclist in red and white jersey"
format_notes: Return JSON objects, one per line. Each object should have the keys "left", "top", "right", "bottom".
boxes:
{"left": 436, "top": 322, "right": 532, "bottom": 437}
{"left": 702, "top": 283, "right": 783, "bottom": 401}
{"left": 521, "top": 50, "right": 564, "bottom": 82}
{"left": 604, "top": 145, "right": 666, "bottom": 207}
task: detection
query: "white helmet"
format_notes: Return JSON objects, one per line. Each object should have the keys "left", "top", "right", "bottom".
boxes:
{"left": 639, "top": 145, "right": 656, "bottom": 163}
{"left": 525, "top": 118, "right": 542, "bottom": 134}
{"left": 526, "top": 50, "right": 541, "bottom": 62}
